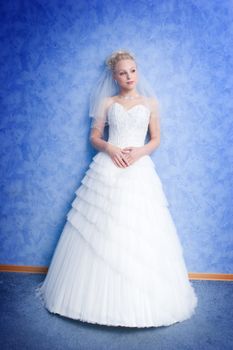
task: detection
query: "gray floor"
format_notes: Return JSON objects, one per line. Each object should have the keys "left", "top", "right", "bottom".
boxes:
{"left": 0, "top": 272, "right": 232, "bottom": 350}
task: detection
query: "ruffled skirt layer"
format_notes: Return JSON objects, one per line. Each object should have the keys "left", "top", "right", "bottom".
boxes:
{"left": 35, "top": 151, "right": 198, "bottom": 327}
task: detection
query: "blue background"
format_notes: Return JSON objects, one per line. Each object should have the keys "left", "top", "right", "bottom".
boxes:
{"left": 0, "top": 0, "right": 232, "bottom": 273}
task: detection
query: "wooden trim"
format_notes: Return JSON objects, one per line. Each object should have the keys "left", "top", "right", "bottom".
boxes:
{"left": 188, "top": 272, "right": 233, "bottom": 281}
{"left": 0, "top": 264, "right": 232, "bottom": 281}
{"left": 0, "top": 265, "right": 48, "bottom": 274}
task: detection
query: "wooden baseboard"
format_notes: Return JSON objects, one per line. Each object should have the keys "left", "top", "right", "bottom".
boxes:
{"left": 188, "top": 272, "right": 233, "bottom": 281}
{"left": 0, "top": 264, "right": 232, "bottom": 281}
{"left": 0, "top": 265, "right": 48, "bottom": 274}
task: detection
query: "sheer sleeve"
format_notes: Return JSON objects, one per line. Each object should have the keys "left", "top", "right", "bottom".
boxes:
{"left": 146, "top": 96, "right": 161, "bottom": 144}
{"left": 90, "top": 97, "right": 110, "bottom": 137}
{"left": 148, "top": 96, "right": 160, "bottom": 123}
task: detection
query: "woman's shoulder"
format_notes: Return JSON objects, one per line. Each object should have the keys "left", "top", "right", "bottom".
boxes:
{"left": 145, "top": 96, "right": 159, "bottom": 110}
{"left": 101, "top": 96, "right": 117, "bottom": 108}
{"left": 143, "top": 95, "right": 159, "bottom": 104}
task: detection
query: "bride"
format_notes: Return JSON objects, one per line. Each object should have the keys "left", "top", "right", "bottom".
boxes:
{"left": 35, "top": 49, "right": 198, "bottom": 328}
{"left": 89, "top": 51, "right": 160, "bottom": 168}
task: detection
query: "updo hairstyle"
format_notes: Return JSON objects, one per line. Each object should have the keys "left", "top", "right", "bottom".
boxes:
{"left": 105, "top": 50, "right": 136, "bottom": 72}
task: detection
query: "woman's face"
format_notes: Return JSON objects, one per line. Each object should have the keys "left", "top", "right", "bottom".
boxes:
{"left": 113, "top": 59, "right": 138, "bottom": 91}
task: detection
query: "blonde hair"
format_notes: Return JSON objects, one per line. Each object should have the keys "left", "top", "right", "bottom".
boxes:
{"left": 106, "top": 49, "right": 136, "bottom": 72}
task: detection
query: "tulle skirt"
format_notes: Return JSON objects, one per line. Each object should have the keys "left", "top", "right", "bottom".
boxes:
{"left": 35, "top": 151, "right": 198, "bottom": 327}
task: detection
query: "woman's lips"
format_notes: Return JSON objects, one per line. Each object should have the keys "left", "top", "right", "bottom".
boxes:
{"left": 127, "top": 81, "right": 134, "bottom": 84}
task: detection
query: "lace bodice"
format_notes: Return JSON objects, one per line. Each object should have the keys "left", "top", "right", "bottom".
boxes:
{"left": 107, "top": 102, "right": 151, "bottom": 148}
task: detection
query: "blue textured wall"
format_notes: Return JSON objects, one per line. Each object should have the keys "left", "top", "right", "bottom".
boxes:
{"left": 1, "top": 0, "right": 232, "bottom": 273}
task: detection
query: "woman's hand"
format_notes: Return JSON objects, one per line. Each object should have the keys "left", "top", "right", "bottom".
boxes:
{"left": 105, "top": 143, "right": 130, "bottom": 168}
{"left": 121, "top": 146, "right": 144, "bottom": 166}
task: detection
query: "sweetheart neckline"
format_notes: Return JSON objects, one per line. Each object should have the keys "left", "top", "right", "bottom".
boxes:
{"left": 108, "top": 102, "right": 150, "bottom": 114}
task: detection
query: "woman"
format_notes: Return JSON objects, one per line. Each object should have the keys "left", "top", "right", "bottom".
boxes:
{"left": 35, "top": 50, "right": 198, "bottom": 328}
{"left": 89, "top": 53, "right": 160, "bottom": 169}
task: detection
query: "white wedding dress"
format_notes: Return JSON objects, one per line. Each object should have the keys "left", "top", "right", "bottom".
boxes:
{"left": 35, "top": 101, "right": 198, "bottom": 328}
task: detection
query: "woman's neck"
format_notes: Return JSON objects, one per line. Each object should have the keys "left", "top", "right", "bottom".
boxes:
{"left": 118, "top": 88, "right": 139, "bottom": 98}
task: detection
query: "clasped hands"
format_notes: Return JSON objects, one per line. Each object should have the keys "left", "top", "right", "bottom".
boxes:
{"left": 106, "top": 144, "right": 144, "bottom": 168}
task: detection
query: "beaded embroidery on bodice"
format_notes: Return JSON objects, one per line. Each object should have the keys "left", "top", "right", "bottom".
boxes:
{"left": 107, "top": 102, "right": 151, "bottom": 148}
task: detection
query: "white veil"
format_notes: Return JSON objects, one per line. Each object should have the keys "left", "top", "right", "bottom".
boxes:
{"left": 88, "top": 50, "right": 160, "bottom": 132}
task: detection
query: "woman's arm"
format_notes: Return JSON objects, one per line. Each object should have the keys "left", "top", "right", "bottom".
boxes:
{"left": 89, "top": 126, "right": 110, "bottom": 153}
{"left": 89, "top": 97, "right": 112, "bottom": 154}
{"left": 140, "top": 97, "right": 161, "bottom": 156}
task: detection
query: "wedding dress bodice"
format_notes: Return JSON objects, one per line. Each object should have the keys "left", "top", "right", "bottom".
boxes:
{"left": 107, "top": 102, "right": 151, "bottom": 148}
